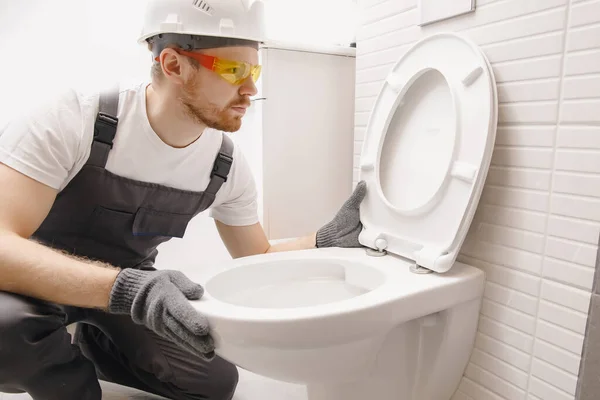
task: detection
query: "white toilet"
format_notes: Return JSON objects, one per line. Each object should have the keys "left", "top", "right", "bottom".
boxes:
{"left": 191, "top": 32, "right": 498, "bottom": 400}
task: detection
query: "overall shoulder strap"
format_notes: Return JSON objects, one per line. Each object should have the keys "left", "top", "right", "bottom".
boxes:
{"left": 204, "top": 133, "right": 235, "bottom": 198}
{"left": 86, "top": 84, "right": 120, "bottom": 167}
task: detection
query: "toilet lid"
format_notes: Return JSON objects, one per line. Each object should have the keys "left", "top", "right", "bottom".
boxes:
{"left": 358, "top": 33, "right": 498, "bottom": 273}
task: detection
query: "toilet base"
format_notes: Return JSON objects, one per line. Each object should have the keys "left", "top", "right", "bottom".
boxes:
{"left": 306, "top": 298, "right": 481, "bottom": 400}
{"left": 307, "top": 376, "right": 411, "bottom": 400}
{"left": 306, "top": 321, "right": 416, "bottom": 400}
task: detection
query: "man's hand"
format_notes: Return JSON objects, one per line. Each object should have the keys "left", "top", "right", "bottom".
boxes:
{"left": 316, "top": 181, "right": 367, "bottom": 248}
{"left": 108, "top": 268, "right": 215, "bottom": 360}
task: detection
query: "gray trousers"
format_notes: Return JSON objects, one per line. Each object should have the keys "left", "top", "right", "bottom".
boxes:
{"left": 0, "top": 291, "right": 238, "bottom": 400}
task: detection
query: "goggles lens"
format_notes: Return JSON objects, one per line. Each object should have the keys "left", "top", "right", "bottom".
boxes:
{"left": 157, "top": 50, "right": 262, "bottom": 85}
{"left": 213, "top": 58, "right": 262, "bottom": 85}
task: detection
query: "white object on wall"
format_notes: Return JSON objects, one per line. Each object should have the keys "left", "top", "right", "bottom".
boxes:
{"left": 260, "top": 42, "right": 357, "bottom": 240}
{"left": 418, "top": 0, "right": 475, "bottom": 26}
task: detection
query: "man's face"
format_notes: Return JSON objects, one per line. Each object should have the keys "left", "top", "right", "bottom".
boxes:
{"left": 179, "top": 46, "right": 259, "bottom": 132}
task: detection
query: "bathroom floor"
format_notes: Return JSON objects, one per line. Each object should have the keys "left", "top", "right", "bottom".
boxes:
{"left": 0, "top": 369, "right": 308, "bottom": 400}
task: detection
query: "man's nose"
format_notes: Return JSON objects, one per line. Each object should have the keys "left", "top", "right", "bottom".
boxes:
{"left": 239, "top": 76, "right": 258, "bottom": 97}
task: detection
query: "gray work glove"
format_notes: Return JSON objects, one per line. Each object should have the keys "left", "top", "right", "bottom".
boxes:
{"left": 316, "top": 180, "right": 367, "bottom": 248}
{"left": 108, "top": 268, "right": 215, "bottom": 361}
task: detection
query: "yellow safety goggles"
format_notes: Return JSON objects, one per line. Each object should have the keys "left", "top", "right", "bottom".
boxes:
{"left": 156, "top": 49, "right": 262, "bottom": 85}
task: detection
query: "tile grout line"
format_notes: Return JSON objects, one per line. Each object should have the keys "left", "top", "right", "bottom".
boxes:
{"left": 525, "top": 0, "right": 574, "bottom": 397}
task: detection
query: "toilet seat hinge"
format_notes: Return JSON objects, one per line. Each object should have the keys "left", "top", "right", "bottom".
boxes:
{"left": 410, "top": 263, "right": 434, "bottom": 274}
{"left": 366, "top": 248, "right": 387, "bottom": 257}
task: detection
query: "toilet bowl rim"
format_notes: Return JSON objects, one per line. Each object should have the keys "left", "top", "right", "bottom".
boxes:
{"left": 191, "top": 248, "right": 485, "bottom": 323}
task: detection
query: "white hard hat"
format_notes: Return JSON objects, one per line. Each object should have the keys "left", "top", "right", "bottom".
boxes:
{"left": 139, "top": 0, "right": 267, "bottom": 57}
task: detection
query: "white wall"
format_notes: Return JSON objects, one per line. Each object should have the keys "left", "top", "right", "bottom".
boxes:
{"left": 353, "top": 1, "right": 600, "bottom": 399}
{"left": 264, "top": 0, "right": 358, "bottom": 46}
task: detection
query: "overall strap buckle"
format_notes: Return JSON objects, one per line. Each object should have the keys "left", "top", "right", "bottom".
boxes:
{"left": 211, "top": 152, "right": 233, "bottom": 181}
{"left": 93, "top": 112, "right": 119, "bottom": 148}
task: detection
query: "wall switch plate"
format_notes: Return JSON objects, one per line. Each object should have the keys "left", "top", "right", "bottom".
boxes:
{"left": 418, "top": 0, "right": 476, "bottom": 26}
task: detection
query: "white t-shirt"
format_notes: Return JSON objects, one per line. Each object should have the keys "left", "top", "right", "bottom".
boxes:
{"left": 0, "top": 81, "right": 259, "bottom": 227}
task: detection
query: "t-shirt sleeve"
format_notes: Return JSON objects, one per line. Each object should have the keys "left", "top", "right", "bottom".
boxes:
{"left": 209, "top": 142, "right": 260, "bottom": 226}
{"left": 0, "top": 89, "right": 85, "bottom": 190}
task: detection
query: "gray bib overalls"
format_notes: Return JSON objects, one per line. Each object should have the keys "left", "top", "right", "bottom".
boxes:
{"left": 0, "top": 86, "right": 239, "bottom": 400}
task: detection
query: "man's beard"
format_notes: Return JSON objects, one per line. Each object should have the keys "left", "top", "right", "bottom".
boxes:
{"left": 180, "top": 77, "right": 250, "bottom": 132}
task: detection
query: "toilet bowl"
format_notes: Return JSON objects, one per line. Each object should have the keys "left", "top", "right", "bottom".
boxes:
{"left": 191, "top": 32, "right": 498, "bottom": 400}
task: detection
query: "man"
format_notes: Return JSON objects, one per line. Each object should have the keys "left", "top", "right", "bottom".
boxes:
{"left": 0, "top": 1, "right": 366, "bottom": 399}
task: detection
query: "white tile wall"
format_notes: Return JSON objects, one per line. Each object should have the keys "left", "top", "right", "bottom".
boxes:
{"left": 354, "top": 0, "right": 600, "bottom": 398}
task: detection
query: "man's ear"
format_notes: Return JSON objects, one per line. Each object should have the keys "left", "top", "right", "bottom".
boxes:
{"left": 158, "top": 48, "right": 186, "bottom": 85}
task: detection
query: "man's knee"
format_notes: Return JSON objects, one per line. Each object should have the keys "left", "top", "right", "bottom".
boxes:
{"left": 179, "top": 356, "right": 239, "bottom": 400}
{"left": 0, "top": 292, "right": 37, "bottom": 348}
{"left": 0, "top": 292, "right": 66, "bottom": 376}
{"left": 208, "top": 359, "right": 239, "bottom": 400}
{"left": 0, "top": 293, "right": 33, "bottom": 381}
